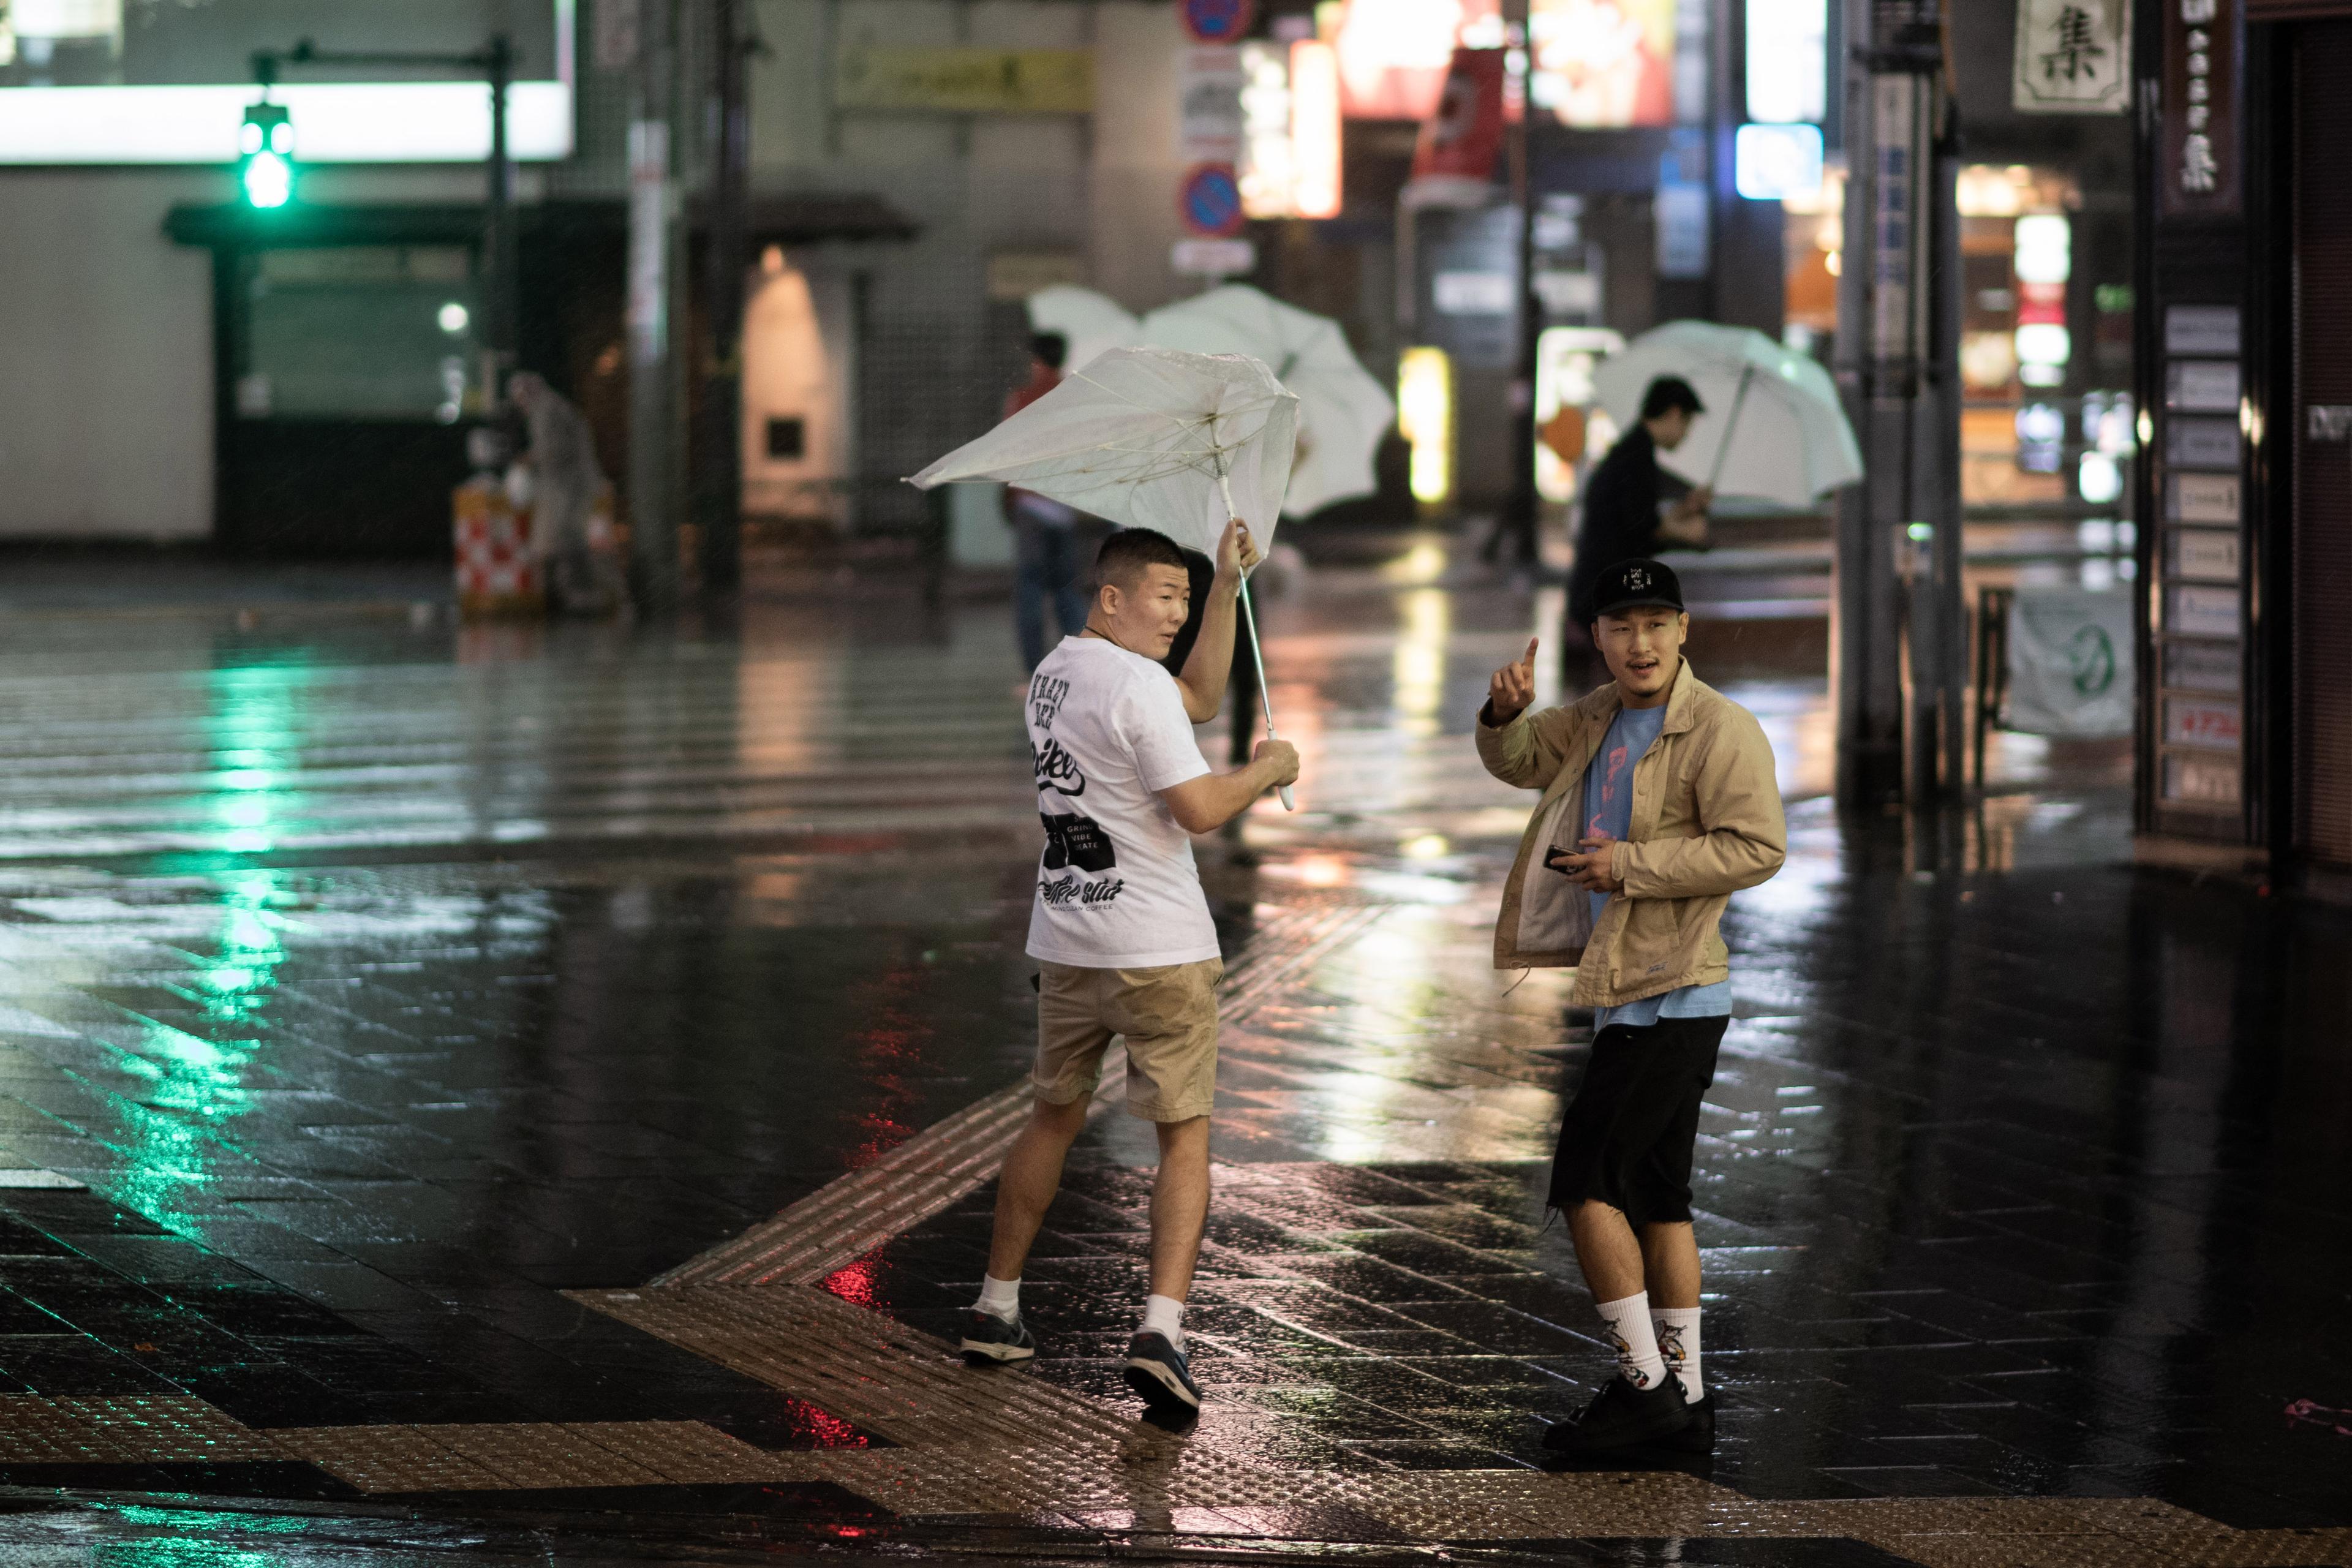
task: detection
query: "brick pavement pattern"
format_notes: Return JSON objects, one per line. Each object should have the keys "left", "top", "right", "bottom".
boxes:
{"left": 0, "top": 588, "right": 2341, "bottom": 1565}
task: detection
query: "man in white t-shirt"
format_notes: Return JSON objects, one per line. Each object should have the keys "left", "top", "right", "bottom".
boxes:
{"left": 959, "top": 522, "right": 1300, "bottom": 1420}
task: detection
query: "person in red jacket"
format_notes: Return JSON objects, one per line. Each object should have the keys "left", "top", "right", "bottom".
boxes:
{"left": 1003, "top": 333, "right": 1088, "bottom": 672}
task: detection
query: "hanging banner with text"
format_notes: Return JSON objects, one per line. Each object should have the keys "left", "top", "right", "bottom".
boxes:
{"left": 2013, "top": 0, "right": 2131, "bottom": 113}
{"left": 2161, "top": 0, "right": 2239, "bottom": 215}
{"left": 834, "top": 47, "right": 1093, "bottom": 113}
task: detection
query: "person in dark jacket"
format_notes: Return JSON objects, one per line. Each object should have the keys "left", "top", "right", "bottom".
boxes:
{"left": 1563, "top": 377, "right": 1713, "bottom": 680}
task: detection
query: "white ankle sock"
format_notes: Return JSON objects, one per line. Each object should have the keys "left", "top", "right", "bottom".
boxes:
{"left": 1141, "top": 1293, "right": 1186, "bottom": 1351}
{"left": 1596, "top": 1291, "right": 1667, "bottom": 1391}
{"left": 1651, "top": 1305, "right": 1702, "bottom": 1403}
{"left": 974, "top": 1274, "right": 1020, "bottom": 1321}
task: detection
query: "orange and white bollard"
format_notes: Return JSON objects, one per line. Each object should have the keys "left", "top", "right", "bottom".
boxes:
{"left": 453, "top": 475, "right": 545, "bottom": 617}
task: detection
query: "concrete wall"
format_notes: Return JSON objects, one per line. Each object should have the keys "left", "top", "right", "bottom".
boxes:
{"left": 1088, "top": 2, "right": 1188, "bottom": 315}
{"left": 0, "top": 170, "right": 219, "bottom": 540}
{"left": 745, "top": 0, "right": 1170, "bottom": 526}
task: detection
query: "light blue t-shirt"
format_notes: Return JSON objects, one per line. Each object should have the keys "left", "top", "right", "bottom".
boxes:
{"left": 1578, "top": 703, "right": 1732, "bottom": 1031}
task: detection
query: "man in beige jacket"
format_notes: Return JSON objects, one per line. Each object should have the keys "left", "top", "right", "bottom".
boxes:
{"left": 1476, "top": 558, "right": 1785, "bottom": 1457}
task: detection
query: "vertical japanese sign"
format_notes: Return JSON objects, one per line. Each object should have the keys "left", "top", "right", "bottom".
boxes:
{"left": 627, "top": 119, "right": 669, "bottom": 368}
{"left": 2162, "top": 0, "right": 2238, "bottom": 215}
{"left": 1869, "top": 74, "right": 1927, "bottom": 360}
{"left": 2012, "top": 0, "right": 2130, "bottom": 113}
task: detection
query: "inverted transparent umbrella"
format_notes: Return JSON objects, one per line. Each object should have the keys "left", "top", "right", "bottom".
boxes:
{"left": 908, "top": 347, "right": 1302, "bottom": 809}
{"left": 1591, "top": 320, "right": 1863, "bottom": 507}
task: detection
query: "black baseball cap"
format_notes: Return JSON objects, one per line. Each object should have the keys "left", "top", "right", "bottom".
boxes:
{"left": 1591, "top": 558, "right": 1686, "bottom": 622}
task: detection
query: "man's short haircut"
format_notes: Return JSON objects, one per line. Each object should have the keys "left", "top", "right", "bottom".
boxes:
{"left": 1640, "top": 375, "right": 1705, "bottom": 421}
{"left": 1031, "top": 331, "right": 1069, "bottom": 370}
{"left": 1096, "top": 527, "right": 1188, "bottom": 594}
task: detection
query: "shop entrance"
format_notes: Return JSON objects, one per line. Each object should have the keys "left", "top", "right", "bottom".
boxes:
{"left": 2291, "top": 19, "right": 2352, "bottom": 870}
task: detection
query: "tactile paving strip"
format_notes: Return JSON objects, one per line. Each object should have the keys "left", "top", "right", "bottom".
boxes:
{"left": 0, "top": 1395, "right": 279, "bottom": 1464}
{"left": 265, "top": 1419, "right": 826, "bottom": 1494}
{"left": 562, "top": 1286, "right": 2350, "bottom": 1564}
{"left": 571, "top": 1282, "right": 1134, "bottom": 1452}
{"left": 654, "top": 895, "right": 1389, "bottom": 1287}
{"left": 654, "top": 1079, "right": 1084, "bottom": 1287}
{"left": 0, "top": 1332, "right": 2334, "bottom": 1564}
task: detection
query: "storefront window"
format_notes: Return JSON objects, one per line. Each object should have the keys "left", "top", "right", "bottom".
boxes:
{"left": 238, "top": 246, "right": 478, "bottom": 422}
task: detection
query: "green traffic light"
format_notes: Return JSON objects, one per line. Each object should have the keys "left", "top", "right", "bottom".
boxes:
{"left": 241, "top": 150, "right": 294, "bottom": 208}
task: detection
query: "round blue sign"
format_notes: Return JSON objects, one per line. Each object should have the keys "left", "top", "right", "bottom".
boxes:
{"left": 1180, "top": 0, "right": 1254, "bottom": 43}
{"left": 1179, "top": 163, "right": 1245, "bottom": 237}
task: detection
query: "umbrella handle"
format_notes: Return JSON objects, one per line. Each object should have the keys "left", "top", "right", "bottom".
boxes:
{"left": 1706, "top": 365, "right": 1756, "bottom": 492}
{"left": 1237, "top": 577, "right": 1295, "bottom": 812}
{"left": 1217, "top": 470, "right": 1296, "bottom": 812}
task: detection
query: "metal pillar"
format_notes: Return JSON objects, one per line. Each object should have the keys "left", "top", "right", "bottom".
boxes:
{"left": 1834, "top": 0, "right": 1962, "bottom": 806}
{"left": 483, "top": 34, "right": 517, "bottom": 413}
{"left": 1922, "top": 137, "right": 1968, "bottom": 799}
{"left": 627, "top": 0, "right": 685, "bottom": 612}
{"left": 698, "top": 0, "right": 752, "bottom": 593}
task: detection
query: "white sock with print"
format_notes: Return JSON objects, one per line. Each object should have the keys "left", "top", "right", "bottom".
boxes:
{"left": 1651, "top": 1305, "right": 1702, "bottom": 1402}
{"left": 1596, "top": 1291, "right": 1667, "bottom": 1391}
{"left": 1140, "top": 1293, "right": 1186, "bottom": 1351}
{"left": 974, "top": 1274, "right": 1020, "bottom": 1321}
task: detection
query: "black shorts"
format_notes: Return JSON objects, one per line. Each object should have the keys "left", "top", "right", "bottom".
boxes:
{"left": 1547, "top": 1014, "right": 1727, "bottom": 1225}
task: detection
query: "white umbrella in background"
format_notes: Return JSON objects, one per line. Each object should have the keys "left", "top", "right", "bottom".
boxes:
{"left": 1139, "top": 284, "right": 1396, "bottom": 516}
{"left": 1024, "top": 285, "right": 1139, "bottom": 374}
{"left": 909, "top": 347, "right": 1302, "bottom": 807}
{"left": 1592, "top": 320, "right": 1863, "bottom": 507}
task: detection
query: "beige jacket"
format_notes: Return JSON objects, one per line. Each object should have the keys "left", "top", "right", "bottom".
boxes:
{"left": 1476, "top": 661, "right": 1785, "bottom": 1007}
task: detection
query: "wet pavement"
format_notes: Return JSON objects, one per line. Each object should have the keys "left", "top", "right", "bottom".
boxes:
{"left": 0, "top": 541, "right": 2343, "bottom": 1565}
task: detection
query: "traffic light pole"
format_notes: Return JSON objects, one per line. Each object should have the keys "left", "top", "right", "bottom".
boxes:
{"left": 254, "top": 36, "right": 520, "bottom": 413}
{"left": 482, "top": 36, "right": 517, "bottom": 415}
{"left": 1493, "top": 0, "right": 1542, "bottom": 572}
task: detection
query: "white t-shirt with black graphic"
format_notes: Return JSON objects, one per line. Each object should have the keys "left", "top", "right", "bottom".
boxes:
{"left": 1025, "top": 636, "right": 1219, "bottom": 968}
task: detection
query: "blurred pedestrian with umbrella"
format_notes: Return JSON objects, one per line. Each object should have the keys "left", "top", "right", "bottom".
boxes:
{"left": 1593, "top": 320, "right": 1863, "bottom": 509}
{"left": 1562, "top": 375, "right": 1712, "bottom": 682}
{"left": 1568, "top": 322, "right": 1866, "bottom": 687}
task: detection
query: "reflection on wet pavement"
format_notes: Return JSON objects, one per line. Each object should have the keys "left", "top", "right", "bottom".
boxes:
{"left": 0, "top": 557, "right": 2341, "bottom": 1563}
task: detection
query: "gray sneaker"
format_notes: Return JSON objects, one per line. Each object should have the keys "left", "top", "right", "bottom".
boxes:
{"left": 1121, "top": 1329, "right": 1200, "bottom": 1417}
{"left": 959, "top": 1308, "right": 1036, "bottom": 1365}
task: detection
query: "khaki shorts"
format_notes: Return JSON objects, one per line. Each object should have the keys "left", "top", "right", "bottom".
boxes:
{"left": 1035, "top": 957, "right": 1223, "bottom": 1123}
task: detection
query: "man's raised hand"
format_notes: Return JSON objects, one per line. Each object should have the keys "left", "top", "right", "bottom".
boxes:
{"left": 1216, "top": 517, "right": 1261, "bottom": 584}
{"left": 1487, "top": 637, "right": 1539, "bottom": 725}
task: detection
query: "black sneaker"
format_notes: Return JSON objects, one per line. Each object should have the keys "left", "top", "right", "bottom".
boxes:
{"left": 959, "top": 1308, "right": 1036, "bottom": 1365}
{"left": 1658, "top": 1389, "right": 1715, "bottom": 1452}
{"left": 1121, "top": 1330, "right": 1200, "bottom": 1417}
{"left": 1542, "top": 1371, "right": 1696, "bottom": 1456}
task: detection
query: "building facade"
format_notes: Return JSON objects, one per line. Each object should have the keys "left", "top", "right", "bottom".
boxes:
{"left": 2132, "top": 0, "right": 2352, "bottom": 891}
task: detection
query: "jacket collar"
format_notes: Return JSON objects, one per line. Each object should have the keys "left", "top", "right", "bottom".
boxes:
{"left": 1582, "top": 657, "right": 1702, "bottom": 737}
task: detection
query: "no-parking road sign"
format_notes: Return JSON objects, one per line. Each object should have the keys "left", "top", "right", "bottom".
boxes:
{"left": 1178, "top": 162, "right": 1245, "bottom": 237}
{"left": 1179, "top": 0, "right": 1254, "bottom": 43}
